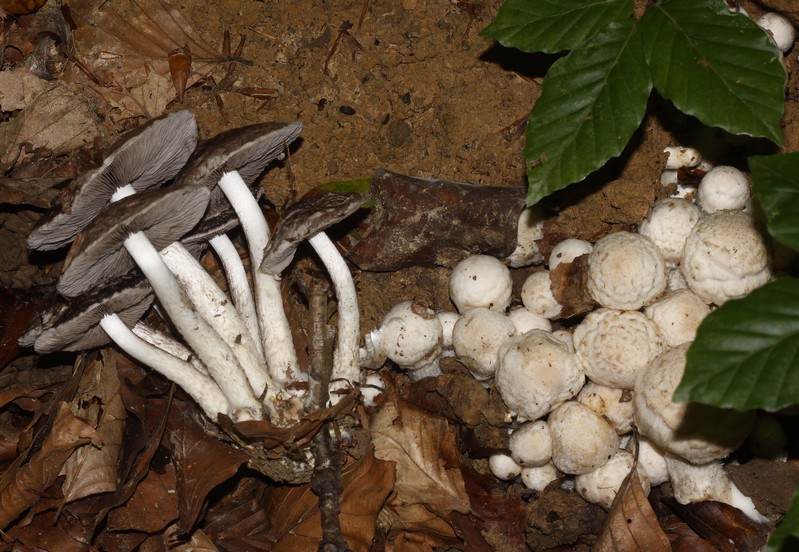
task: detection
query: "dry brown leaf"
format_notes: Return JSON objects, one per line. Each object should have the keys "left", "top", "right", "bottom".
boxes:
{"left": 165, "top": 523, "right": 219, "bottom": 551}
{"left": 594, "top": 469, "right": 670, "bottom": 552}
{"left": 263, "top": 448, "right": 395, "bottom": 552}
{"left": 386, "top": 502, "right": 461, "bottom": 551}
{"left": 67, "top": 0, "right": 219, "bottom": 119}
{"left": 664, "top": 498, "right": 769, "bottom": 552}
{"left": 61, "top": 350, "right": 127, "bottom": 504}
{"left": 0, "top": 68, "right": 49, "bottom": 111}
{"left": 371, "top": 395, "right": 470, "bottom": 517}
{"left": 0, "top": 82, "right": 102, "bottom": 166}
{"left": 167, "top": 401, "right": 248, "bottom": 533}
{"left": 0, "top": 178, "right": 64, "bottom": 208}
{"left": 107, "top": 460, "right": 178, "bottom": 532}
{"left": 0, "top": 401, "right": 102, "bottom": 530}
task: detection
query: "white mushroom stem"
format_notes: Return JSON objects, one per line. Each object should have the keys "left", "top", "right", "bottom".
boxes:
{"left": 131, "top": 321, "right": 208, "bottom": 375}
{"left": 123, "top": 230, "right": 262, "bottom": 421}
{"left": 101, "top": 314, "right": 229, "bottom": 420}
{"left": 217, "top": 171, "right": 302, "bottom": 388}
{"left": 159, "top": 241, "right": 278, "bottom": 414}
{"left": 110, "top": 184, "right": 137, "bottom": 202}
{"left": 208, "top": 234, "right": 264, "bottom": 360}
{"left": 307, "top": 231, "right": 360, "bottom": 401}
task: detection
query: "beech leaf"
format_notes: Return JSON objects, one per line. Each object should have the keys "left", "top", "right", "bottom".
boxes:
{"left": 370, "top": 396, "right": 470, "bottom": 516}
{"left": 750, "top": 153, "right": 799, "bottom": 252}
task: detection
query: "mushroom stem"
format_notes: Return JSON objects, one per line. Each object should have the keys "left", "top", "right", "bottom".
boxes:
{"left": 307, "top": 231, "right": 360, "bottom": 401}
{"left": 101, "top": 314, "right": 229, "bottom": 420}
{"left": 123, "top": 230, "right": 262, "bottom": 421}
{"left": 132, "top": 321, "right": 208, "bottom": 375}
{"left": 159, "top": 241, "right": 278, "bottom": 413}
{"left": 110, "top": 184, "right": 137, "bottom": 202}
{"left": 208, "top": 234, "right": 264, "bottom": 359}
{"left": 216, "top": 171, "right": 303, "bottom": 389}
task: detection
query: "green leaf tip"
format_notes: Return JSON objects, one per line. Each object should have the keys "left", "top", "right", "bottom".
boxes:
{"left": 750, "top": 153, "right": 799, "bottom": 253}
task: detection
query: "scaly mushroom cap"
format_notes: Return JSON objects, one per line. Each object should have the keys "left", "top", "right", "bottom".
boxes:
{"left": 633, "top": 344, "right": 755, "bottom": 464}
{"left": 57, "top": 185, "right": 211, "bottom": 297}
{"left": 644, "top": 289, "right": 711, "bottom": 347}
{"left": 28, "top": 110, "right": 198, "bottom": 250}
{"left": 638, "top": 198, "right": 701, "bottom": 264}
{"left": 681, "top": 210, "right": 771, "bottom": 305}
{"left": 34, "top": 273, "right": 154, "bottom": 353}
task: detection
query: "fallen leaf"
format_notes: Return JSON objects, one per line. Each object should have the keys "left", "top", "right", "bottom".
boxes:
{"left": 61, "top": 351, "right": 127, "bottom": 504}
{"left": 0, "top": 401, "right": 101, "bottom": 530}
{"left": 107, "top": 461, "right": 178, "bottom": 532}
{"left": 594, "top": 469, "right": 670, "bottom": 552}
{"left": 262, "top": 448, "right": 395, "bottom": 552}
{"left": 0, "top": 284, "right": 57, "bottom": 370}
{"left": 0, "top": 68, "right": 49, "bottom": 111}
{"left": 664, "top": 498, "right": 769, "bottom": 552}
{"left": 370, "top": 395, "right": 470, "bottom": 517}
{"left": 167, "top": 400, "right": 248, "bottom": 533}
{"left": 165, "top": 523, "right": 219, "bottom": 551}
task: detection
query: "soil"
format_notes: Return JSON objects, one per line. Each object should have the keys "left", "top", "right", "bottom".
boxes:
{"left": 2, "top": 0, "right": 799, "bottom": 550}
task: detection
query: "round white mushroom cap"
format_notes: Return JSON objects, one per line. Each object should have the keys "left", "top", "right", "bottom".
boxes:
{"left": 509, "top": 420, "right": 552, "bottom": 467}
{"left": 696, "top": 166, "right": 751, "bottom": 213}
{"left": 551, "top": 329, "right": 575, "bottom": 352}
{"left": 638, "top": 198, "right": 701, "bottom": 264}
{"left": 363, "top": 301, "right": 443, "bottom": 373}
{"left": 587, "top": 232, "right": 667, "bottom": 310}
{"left": 521, "top": 271, "right": 563, "bottom": 319}
{"left": 489, "top": 453, "right": 523, "bottom": 481}
{"left": 573, "top": 308, "right": 665, "bottom": 389}
{"left": 577, "top": 381, "right": 634, "bottom": 435}
{"left": 548, "top": 238, "right": 593, "bottom": 271}
{"left": 507, "top": 307, "right": 552, "bottom": 334}
{"left": 663, "top": 146, "right": 701, "bottom": 170}
{"left": 756, "top": 12, "right": 796, "bottom": 53}
{"left": 681, "top": 210, "right": 771, "bottom": 305}
{"left": 507, "top": 206, "right": 545, "bottom": 267}
{"left": 634, "top": 344, "right": 755, "bottom": 464}
{"left": 635, "top": 437, "right": 670, "bottom": 487}
{"left": 437, "top": 311, "right": 460, "bottom": 350}
{"left": 452, "top": 307, "right": 515, "bottom": 380}
{"left": 548, "top": 401, "right": 620, "bottom": 475}
{"left": 520, "top": 463, "right": 560, "bottom": 492}
{"left": 644, "top": 289, "right": 711, "bottom": 348}
{"left": 575, "top": 450, "right": 650, "bottom": 510}
{"left": 495, "top": 330, "right": 585, "bottom": 421}
{"left": 449, "top": 254, "right": 513, "bottom": 313}
{"left": 665, "top": 454, "right": 765, "bottom": 523}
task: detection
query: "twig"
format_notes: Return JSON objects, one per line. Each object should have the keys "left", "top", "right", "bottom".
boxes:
{"left": 307, "top": 279, "right": 351, "bottom": 552}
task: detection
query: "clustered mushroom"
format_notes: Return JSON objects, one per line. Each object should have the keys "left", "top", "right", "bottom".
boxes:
{"left": 362, "top": 131, "right": 781, "bottom": 520}
{"left": 23, "top": 111, "right": 366, "bottom": 427}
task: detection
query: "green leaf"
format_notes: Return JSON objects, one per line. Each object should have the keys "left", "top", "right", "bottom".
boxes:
{"left": 675, "top": 277, "right": 799, "bottom": 412}
{"left": 750, "top": 153, "right": 799, "bottom": 252}
{"left": 524, "top": 20, "right": 651, "bottom": 206}
{"left": 767, "top": 485, "right": 799, "bottom": 552}
{"left": 481, "top": 0, "right": 632, "bottom": 54}
{"left": 640, "top": 0, "right": 786, "bottom": 145}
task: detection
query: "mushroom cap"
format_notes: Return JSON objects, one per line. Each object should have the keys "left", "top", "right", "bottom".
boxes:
{"left": 756, "top": 12, "right": 796, "bottom": 53}
{"left": 663, "top": 146, "right": 701, "bottom": 170}
{"left": 681, "top": 210, "right": 771, "bottom": 305}
{"left": 520, "top": 462, "right": 560, "bottom": 492}
{"left": 260, "top": 191, "right": 368, "bottom": 275}
{"left": 57, "top": 185, "right": 211, "bottom": 297}
{"left": 548, "top": 401, "right": 619, "bottom": 475}
{"left": 638, "top": 198, "right": 701, "bottom": 264}
{"left": 509, "top": 420, "right": 552, "bottom": 467}
{"left": 520, "top": 271, "right": 563, "bottom": 319}
{"left": 575, "top": 450, "right": 649, "bottom": 509}
{"left": 489, "top": 453, "right": 523, "bottom": 481}
{"left": 449, "top": 254, "right": 512, "bottom": 313}
{"left": 573, "top": 308, "right": 665, "bottom": 389}
{"left": 495, "top": 330, "right": 584, "bottom": 421}
{"left": 28, "top": 110, "right": 198, "bottom": 251}
{"left": 548, "top": 238, "right": 593, "bottom": 271}
{"left": 586, "top": 232, "right": 667, "bottom": 310}
{"left": 507, "top": 307, "right": 552, "bottom": 335}
{"left": 644, "top": 289, "right": 711, "bottom": 348}
{"left": 452, "top": 307, "right": 515, "bottom": 380}
{"left": 577, "top": 381, "right": 634, "bottom": 435}
{"left": 633, "top": 344, "right": 755, "bottom": 464}
{"left": 374, "top": 300, "right": 443, "bottom": 371}
{"left": 34, "top": 273, "right": 153, "bottom": 352}
{"left": 696, "top": 166, "right": 751, "bottom": 213}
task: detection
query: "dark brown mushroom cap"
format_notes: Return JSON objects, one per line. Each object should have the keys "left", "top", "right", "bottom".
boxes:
{"left": 28, "top": 110, "right": 198, "bottom": 251}
{"left": 33, "top": 273, "right": 154, "bottom": 353}
{"left": 260, "top": 191, "right": 369, "bottom": 275}
{"left": 57, "top": 184, "right": 211, "bottom": 297}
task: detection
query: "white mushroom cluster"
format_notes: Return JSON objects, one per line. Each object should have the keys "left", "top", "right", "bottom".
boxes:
{"left": 363, "top": 139, "right": 777, "bottom": 518}
{"left": 23, "top": 114, "right": 366, "bottom": 428}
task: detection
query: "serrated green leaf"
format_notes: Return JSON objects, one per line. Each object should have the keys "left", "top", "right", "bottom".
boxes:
{"left": 676, "top": 277, "right": 799, "bottom": 412}
{"left": 640, "top": 0, "right": 786, "bottom": 145}
{"left": 750, "top": 153, "right": 799, "bottom": 252}
{"left": 481, "top": 0, "right": 632, "bottom": 54}
{"left": 767, "top": 485, "right": 799, "bottom": 552}
{"left": 524, "top": 20, "right": 651, "bottom": 206}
